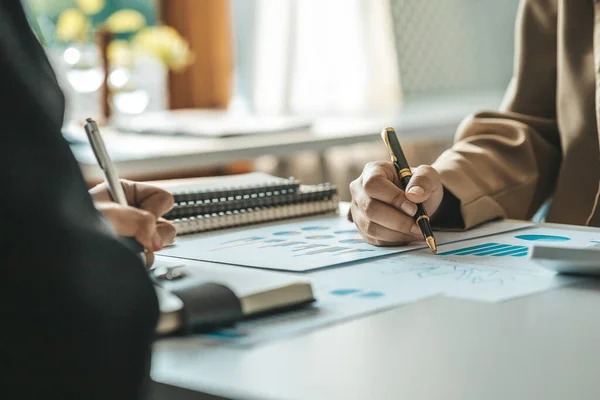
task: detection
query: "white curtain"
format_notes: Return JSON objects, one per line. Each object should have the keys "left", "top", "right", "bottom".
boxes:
{"left": 244, "top": 0, "right": 402, "bottom": 117}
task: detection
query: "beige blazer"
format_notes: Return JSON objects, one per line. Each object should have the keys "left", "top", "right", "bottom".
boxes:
{"left": 432, "top": 0, "right": 600, "bottom": 228}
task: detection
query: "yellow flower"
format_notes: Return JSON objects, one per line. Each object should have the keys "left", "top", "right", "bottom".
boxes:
{"left": 56, "top": 9, "right": 89, "bottom": 42}
{"left": 76, "top": 0, "right": 106, "bottom": 15}
{"left": 105, "top": 9, "right": 146, "bottom": 33}
{"left": 107, "top": 40, "right": 134, "bottom": 67}
{"left": 132, "top": 26, "right": 194, "bottom": 72}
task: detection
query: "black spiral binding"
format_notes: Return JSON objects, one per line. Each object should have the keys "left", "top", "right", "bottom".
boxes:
{"left": 165, "top": 179, "right": 336, "bottom": 219}
{"left": 166, "top": 182, "right": 339, "bottom": 234}
{"left": 171, "top": 179, "right": 300, "bottom": 204}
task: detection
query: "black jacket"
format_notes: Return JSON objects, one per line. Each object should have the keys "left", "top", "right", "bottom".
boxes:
{"left": 0, "top": 1, "right": 158, "bottom": 398}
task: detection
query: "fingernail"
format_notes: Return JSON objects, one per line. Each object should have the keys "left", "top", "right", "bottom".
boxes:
{"left": 152, "top": 232, "right": 163, "bottom": 251}
{"left": 400, "top": 201, "right": 417, "bottom": 216}
{"left": 407, "top": 186, "right": 425, "bottom": 197}
{"left": 410, "top": 224, "right": 422, "bottom": 235}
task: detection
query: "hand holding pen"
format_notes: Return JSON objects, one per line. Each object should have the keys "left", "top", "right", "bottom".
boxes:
{"left": 84, "top": 119, "right": 177, "bottom": 266}
{"left": 89, "top": 180, "right": 177, "bottom": 265}
{"left": 349, "top": 128, "right": 444, "bottom": 252}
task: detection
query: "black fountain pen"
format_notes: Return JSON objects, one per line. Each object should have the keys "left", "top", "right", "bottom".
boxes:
{"left": 381, "top": 127, "right": 438, "bottom": 254}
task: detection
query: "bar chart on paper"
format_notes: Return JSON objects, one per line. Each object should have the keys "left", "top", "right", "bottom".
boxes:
{"left": 436, "top": 233, "right": 575, "bottom": 258}
{"left": 160, "top": 218, "right": 409, "bottom": 271}
{"left": 438, "top": 243, "right": 529, "bottom": 257}
{"left": 212, "top": 228, "right": 375, "bottom": 257}
{"left": 435, "top": 231, "right": 587, "bottom": 260}
{"left": 159, "top": 218, "right": 533, "bottom": 272}
{"left": 352, "top": 227, "right": 597, "bottom": 301}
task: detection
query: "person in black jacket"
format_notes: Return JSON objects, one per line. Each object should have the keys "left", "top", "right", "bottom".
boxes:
{"left": 1, "top": 1, "right": 176, "bottom": 398}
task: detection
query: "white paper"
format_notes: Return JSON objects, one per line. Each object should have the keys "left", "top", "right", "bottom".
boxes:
{"left": 202, "top": 283, "right": 437, "bottom": 346}
{"left": 308, "top": 226, "right": 593, "bottom": 303}
{"left": 169, "top": 273, "right": 438, "bottom": 347}
{"left": 156, "top": 225, "right": 594, "bottom": 346}
{"left": 154, "top": 256, "right": 438, "bottom": 346}
{"left": 161, "top": 217, "right": 532, "bottom": 272}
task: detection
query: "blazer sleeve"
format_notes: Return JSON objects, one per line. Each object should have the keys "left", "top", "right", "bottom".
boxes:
{"left": 432, "top": 0, "right": 561, "bottom": 229}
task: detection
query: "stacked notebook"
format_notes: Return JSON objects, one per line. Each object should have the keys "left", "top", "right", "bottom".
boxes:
{"left": 153, "top": 173, "right": 339, "bottom": 235}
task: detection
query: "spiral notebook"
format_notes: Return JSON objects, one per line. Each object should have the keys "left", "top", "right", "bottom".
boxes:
{"left": 152, "top": 173, "right": 339, "bottom": 235}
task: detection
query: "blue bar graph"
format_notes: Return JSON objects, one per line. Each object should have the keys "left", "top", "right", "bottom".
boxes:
{"left": 301, "top": 226, "right": 330, "bottom": 231}
{"left": 439, "top": 243, "right": 529, "bottom": 257}
{"left": 507, "top": 250, "right": 528, "bottom": 257}
{"left": 469, "top": 244, "right": 515, "bottom": 256}
{"left": 260, "top": 241, "right": 305, "bottom": 248}
{"left": 292, "top": 244, "right": 328, "bottom": 251}
{"left": 439, "top": 243, "right": 503, "bottom": 256}
{"left": 222, "top": 236, "right": 265, "bottom": 244}
{"left": 492, "top": 247, "right": 528, "bottom": 257}
{"left": 299, "top": 246, "right": 349, "bottom": 255}
{"left": 334, "top": 248, "right": 374, "bottom": 255}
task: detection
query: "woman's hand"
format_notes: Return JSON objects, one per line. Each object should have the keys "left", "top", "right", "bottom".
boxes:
{"left": 349, "top": 161, "right": 444, "bottom": 246}
{"left": 90, "top": 180, "right": 176, "bottom": 266}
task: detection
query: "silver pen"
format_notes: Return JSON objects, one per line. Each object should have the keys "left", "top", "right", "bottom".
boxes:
{"left": 84, "top": 118, "right": 146, "bottom": 264}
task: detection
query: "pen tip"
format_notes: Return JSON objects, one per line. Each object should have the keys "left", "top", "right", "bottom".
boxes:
{"left": 426, "top": 236, "right": 437, "bottom": 254}
{"left": 86, "top": 117, "right": 93, "bottom": 123}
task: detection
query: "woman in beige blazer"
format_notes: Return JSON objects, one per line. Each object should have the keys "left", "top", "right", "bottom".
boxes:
{"left": 350, "top": 0, "right": 600, "bottom": 246}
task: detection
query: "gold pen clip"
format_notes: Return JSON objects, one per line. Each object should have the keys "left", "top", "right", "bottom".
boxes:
{"left": 381, "top": 127, "right": 398, "bottom": 163}
{"left": 381, "top": 127, "right": 412, "bottom": 179}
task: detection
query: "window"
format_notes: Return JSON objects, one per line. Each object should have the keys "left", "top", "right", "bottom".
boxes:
{"left": 389, "top": 0, "right": 519, "bottom": 102}
{"left": 25, "top": 0, "right": 521, "bottom": 122}
{"left": 230, "top": 0, "right": 519, "bottom": 116}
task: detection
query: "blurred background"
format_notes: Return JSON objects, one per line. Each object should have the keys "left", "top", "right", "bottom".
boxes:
{"left": 25, "top": 0, "right": 520, "bottom": 200}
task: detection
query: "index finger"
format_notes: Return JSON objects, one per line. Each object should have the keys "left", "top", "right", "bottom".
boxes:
{"left": 360, "top": 164, "right": 408, "bottom": 210}
{"left": 121, "top": 180, "right": 175, "bottom": 218}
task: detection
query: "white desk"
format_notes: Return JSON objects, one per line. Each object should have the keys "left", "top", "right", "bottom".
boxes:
{"left": 72, "top": 92, "right": 501, "bottom": 181}
{"left": 149, "top": 219, "right": 600, "bottom": 400}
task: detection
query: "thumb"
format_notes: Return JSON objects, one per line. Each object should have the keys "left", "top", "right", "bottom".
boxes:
{"left": 404, "top": 165, "right": 441, "bottom": 204}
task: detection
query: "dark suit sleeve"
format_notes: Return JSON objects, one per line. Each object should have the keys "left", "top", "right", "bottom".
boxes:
{"left": 0, "top": 2, "right": 158, "bottom": 399}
